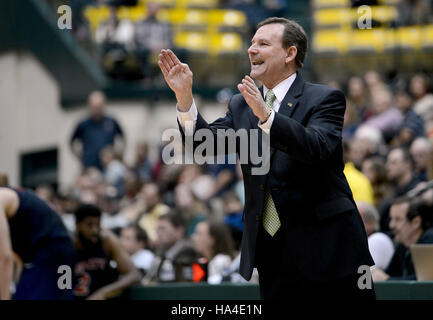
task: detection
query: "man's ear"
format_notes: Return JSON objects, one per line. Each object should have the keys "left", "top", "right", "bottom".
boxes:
{"left": 285, "top": 46, "right": 297, "bottom": 64}
{"left": 412, "top": 216, "right": 422, "bottom": 229}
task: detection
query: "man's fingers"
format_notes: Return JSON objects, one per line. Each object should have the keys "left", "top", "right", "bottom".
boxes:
{"left": 158, "top": 60, "right": 168, "bottom": 77}
{"left": 159, "top": 53, "right": 172, "bottom": 73}
{"left": 162, "top": 49, "right": 176, "bottom": 68}
{"left": 242, "top": 79, "right": 259, "bottom": 96}
{"left": 167, "top": 49, "right": 181, "bottom": 65}
{"left": 238, "top": 84, "right": 255, "bottom": 100}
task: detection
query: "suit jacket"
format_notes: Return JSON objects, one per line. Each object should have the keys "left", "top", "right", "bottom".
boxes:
{"left": 178, "top": 72, "right": 374, "bottom": 281}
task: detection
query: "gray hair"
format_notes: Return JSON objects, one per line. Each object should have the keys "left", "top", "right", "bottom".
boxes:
{"left": 357, "top": 201, "right": 380, "bottom": 231}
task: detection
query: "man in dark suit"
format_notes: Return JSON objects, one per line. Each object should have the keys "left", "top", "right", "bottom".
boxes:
{"left": 158, "top": 17, "right": 375, "bottom": 299}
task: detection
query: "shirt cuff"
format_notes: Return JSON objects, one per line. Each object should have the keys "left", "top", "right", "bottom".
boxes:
{"left": 177, "top": 100, "right": 198, "bottom": 128}
{"left": 258, "top": 110, "right": 275, "bottom": 135}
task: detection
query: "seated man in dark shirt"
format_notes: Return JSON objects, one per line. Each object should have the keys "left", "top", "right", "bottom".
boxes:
{"left": 372, "top": 197, "right": 433, "bottom": 281}
{"left": 73, "top": 204, "right": 141, "bottom": 299}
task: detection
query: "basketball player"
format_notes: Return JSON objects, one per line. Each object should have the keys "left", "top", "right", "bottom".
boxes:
{"left": 0, "top": 187, "right": 75, "bottom": 300}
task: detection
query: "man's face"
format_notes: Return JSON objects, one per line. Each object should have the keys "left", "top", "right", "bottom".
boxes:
{"left": 156, "top": 219, "right": 182, "bottom": 251}
{"left": 77, "top": 216, "right": 101, "bottom": 244}
{"left": 248, "top": 23, "right": 290, "bottom": 88}
{"left": 191, "top": 222, "right": 213, "bottom": 257}
{"left": 386, "top": 149, "right": 407, "bottom": 182}
{"left": 411, "top": 142, "right": 429, "bottom": 171}
{"left": 389, "top": 202, "right": 418, "bottom": 245}
{"left": 88, "top": 92, "right": 105, "bottom": 119}
{"left": 120, "top": 227, "right": 140, "bottom": 255}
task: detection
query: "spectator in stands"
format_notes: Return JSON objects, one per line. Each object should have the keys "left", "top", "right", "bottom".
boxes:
{"left": 94, "top": 6, "right": 135, "bottom": 50}
{"left": 73, "top": 204, "right": 141, "bottom": 299}
{"left": 132, "top": 141, "right": 153, "bottom": 184}
{"left": 379, "top": 147, "right": 425, "bottom": 232}
{"left": 372, "top": 198, "right": 433, "bottom": 281}
{"left": 410, "top": 137, "right": 432, "bottom": 182}
{"left": 353, "top": 126, "right": 385, "bottom": 160}
{"left": 361, "top": 156, "right": 393, "bottom": 207}
{"left": 343, "top": 141, "right": 375, "bottom": 205}
{"left": 135, "top": 1, "right": 174, "bottom": 82}
{"left": 390, "top": 89, "right": 424, "bottom": 147}
{"left": 120, "top": 224, "right": 154, "bottom": 276}
{"left": 100, "top": 145, "right": 127, "bottom": 196}
{"left": 396, "top": 0, "right": 433, "bottom": 26}
{"left": 136, "top": 182, "right": 171, "bottom": 245}
{"left": 344, "top": 76, "right": 369, "bottom": 140}
{"left": 411, "top": 73, "right": 433, "bottom": 127}
{"left": 192, "top": 220, "right": 235, "bottom": 284}
{"left": 222, "top": 191, "right": 244, "bottom": 251}
{"left": 357, "top": 201, "right": 394, "bottom": 270}
{"left": 70, "top": 90, "right": 125, "bottom": 171}
{"left": 119, "top": 172, "right": 142, "bottom": 209}
{"left": 359, "top": 88, "right": 404, "bottom": 143}
{"left": 143, "top": 211, "right": 198, "bottom": 283}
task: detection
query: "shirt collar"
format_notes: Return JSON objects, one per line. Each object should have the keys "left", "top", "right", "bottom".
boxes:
{"left": 263, "top": 72, "right": 297, "bottom": 104}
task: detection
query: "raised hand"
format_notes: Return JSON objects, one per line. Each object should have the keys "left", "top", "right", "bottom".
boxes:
{"left": 158, "top": 49, "right": 193, "bottom": 111}
{"left": 237, "top": 76, "right": 269, "bottom": 122}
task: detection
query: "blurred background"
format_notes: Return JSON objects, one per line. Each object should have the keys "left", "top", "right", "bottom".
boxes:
{"left": 1, "top": 0, "right": 433, "bottom": 293}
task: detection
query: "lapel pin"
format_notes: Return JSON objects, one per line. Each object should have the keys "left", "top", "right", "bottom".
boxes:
{"left": 287, "top": 102, "right": 293, "bottom": 107}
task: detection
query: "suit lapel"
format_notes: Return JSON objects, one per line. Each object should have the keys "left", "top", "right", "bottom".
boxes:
{"left": 277, "top": 71, "right": 304, "bottom": 119}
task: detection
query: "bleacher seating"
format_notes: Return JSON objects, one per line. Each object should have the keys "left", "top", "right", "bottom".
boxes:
{"left": 83, "top": 2, "right": 247, "bottom": 56}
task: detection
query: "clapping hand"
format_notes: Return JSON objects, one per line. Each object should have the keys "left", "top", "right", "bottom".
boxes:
{"left": 158, "top": 49, "right": 193, "bottom": 112}
{"left": 237, "top": 76, "right": 269, "bottom": 123}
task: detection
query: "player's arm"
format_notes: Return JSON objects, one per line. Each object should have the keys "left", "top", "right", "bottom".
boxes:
{"left": 0, "top": 188, "right": 19, "bottom": 300}
{"left": 87, "top": 230, "right": 141, "bottom": 300}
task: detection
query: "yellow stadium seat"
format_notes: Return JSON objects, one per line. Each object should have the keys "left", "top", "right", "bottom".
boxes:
{"left": 176, "top": 0, "right": 219, "bottom": 8}
{"left": 396, "top": 26, "right": 422, "bottom": 51}
{"left": 139, "top": 0, "right": 176, "bottom": 7}
{"left": 314, "top": 8, "right": 353, "bottom": 28}
{"left": 209, "top": 32, "right": 243, "bottom": 55}
{"left": 348, "top": 28, "right": 388, "bottom": 53}
{"left": 312, "top": 29, "right": 349, "bottom": 53}
{"left": 166, "top": 9, "right": 208, "bottom": 28}
{"left": 84, "top": 6, "right": 110, "bottom": 31}
{"left": 421, "top": 25, "right": 433, "bottom": 49}
{"left": 130, "top": 5, "right": 147, "bottom": 22}
{"left": 208, "top": 9, "right": 247, "bottom": 28}
{"left": 312, "top": 0, "right": 350, "bottom": 9}
{"left": 117, "top": 6, "right": 132, "bottom": 20}
{"left": 174, "top": 31, "right": 208, "bottom": 51}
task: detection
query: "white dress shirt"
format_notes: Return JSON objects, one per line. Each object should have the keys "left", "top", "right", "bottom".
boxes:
{"left": 176, "top": 72, "right": 297, "bottom": 135}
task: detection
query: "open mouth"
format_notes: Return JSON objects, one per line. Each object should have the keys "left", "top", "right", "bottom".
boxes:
{"left": 252, "top": 61, "right": 264, "bottom": 66}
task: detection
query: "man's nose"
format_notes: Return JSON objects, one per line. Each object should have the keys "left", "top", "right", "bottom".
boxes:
{"left": 248, "top": 44, "right": 257, "bottom": 55}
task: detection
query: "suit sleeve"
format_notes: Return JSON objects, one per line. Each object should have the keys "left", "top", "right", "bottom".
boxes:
{"left": 178, "top": 96, "right": 235, "bottom": 155}
{"left": 270, "top": 89, "right": 345, "bottom": 164}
